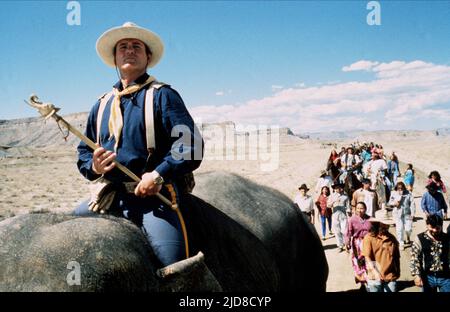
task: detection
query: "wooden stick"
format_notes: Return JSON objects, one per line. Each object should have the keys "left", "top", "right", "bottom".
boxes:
{"left": 54, "top": 115, "right": 173, "bottom": 207}
{"left": 26, "top": 94, "right": 173, "bottom": 208}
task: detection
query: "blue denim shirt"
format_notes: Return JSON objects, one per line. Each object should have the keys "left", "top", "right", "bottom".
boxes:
{"left": 77, "top": 73, "right": 203, "bottom": 184}
{"left": 421, "top": 191, "right": 448, "bottom": 216}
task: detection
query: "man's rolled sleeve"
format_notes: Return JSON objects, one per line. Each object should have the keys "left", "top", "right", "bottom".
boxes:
{"left": 155, "top": 160, "right": 172, "bottom": 180}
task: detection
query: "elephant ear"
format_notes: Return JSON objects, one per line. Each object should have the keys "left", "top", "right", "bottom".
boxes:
{"left": 156, "top": 252, "right": 222, "bottom": 292}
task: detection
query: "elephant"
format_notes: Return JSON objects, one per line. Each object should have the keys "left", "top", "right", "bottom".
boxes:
{"left": 0, "top": 171, "right": 328, "bottom": 291}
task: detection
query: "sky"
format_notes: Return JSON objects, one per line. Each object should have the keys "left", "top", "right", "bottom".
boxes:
{"left": 1, "top": 1, "right": 449, "bottom": 133}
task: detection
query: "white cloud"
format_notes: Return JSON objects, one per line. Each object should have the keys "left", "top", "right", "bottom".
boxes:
{"left": 342, "top": 60, "right": 379, "bottom": 72}
{"left": 192, "top": 60, "right": 450, "bottom": 133}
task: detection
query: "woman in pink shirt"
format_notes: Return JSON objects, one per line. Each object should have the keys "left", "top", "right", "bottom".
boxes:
{"left": 345, "top": 202, "right": 372, "bottom": 286}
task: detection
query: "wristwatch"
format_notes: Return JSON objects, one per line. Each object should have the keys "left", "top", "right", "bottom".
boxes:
{"left": 154, "top": 175, "right": 164, "bottom": 186}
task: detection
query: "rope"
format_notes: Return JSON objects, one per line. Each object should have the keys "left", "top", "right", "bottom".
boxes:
{"left": 166, "top": 183, "right": 190, "bottom": 259}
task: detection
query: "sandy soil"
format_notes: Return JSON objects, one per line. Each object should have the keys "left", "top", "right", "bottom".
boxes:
{"left": 1, "top": 134, "right": 449, "bottom": 292}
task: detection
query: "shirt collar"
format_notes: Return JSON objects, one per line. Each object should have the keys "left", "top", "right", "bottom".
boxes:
{"left": 426, "top": 231, "right": 443, "bottom": 242}
{"left": 113, "top": 72, "right": 150, "bottom": 91}
{"left": 357, "top": 214, "right": 370, "bottom": 221}
{"left": 374, "top": 233, "right": 392, "bottom": 242}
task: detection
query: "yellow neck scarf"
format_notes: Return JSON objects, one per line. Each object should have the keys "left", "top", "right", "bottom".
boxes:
{"left": 108, "top": 75, "right": 155, "bottom": 151}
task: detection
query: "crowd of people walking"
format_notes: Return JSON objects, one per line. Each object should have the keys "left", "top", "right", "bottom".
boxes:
{"left": 293, "top": 141, "right": 450, "bottom": 292}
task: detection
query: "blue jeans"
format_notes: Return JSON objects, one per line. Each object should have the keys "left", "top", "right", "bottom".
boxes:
{"left": 74, "top": 189, "right": 185, "bottom": 267}
{"left": 423, "top": 274, "right": 450, "bottom": 292}
{"left": 320, "top": 215, "right": 332, "bottom": 237}
{"left": 367, "top": 280, "right": 397, "bottom": 292}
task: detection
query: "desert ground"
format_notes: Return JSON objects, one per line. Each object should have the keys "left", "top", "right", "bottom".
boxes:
{"left": 1, "top": 117, "right": 449, "bottom": 291}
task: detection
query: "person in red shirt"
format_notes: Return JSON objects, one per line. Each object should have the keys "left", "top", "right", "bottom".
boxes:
{"left": 315, "top": 186, "right": 333, "bottom": 240}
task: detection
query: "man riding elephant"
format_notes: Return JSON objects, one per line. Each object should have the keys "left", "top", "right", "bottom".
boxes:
{"left": 76, "top": 22, "right": 203, "bottom": 267}
{"left": 0, "top": 22, "right": 328, "bottom": 293}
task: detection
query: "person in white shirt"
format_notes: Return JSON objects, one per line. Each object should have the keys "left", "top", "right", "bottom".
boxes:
{"left": 339, "top": 147, "right": 362, "bottom": 183}
{"left": 315, "top": 170, "right": 333, "bottom": 194}
{"left": 340, "top": 147, "right": 362, "bottom": 170}
{"left": 327, "top": 183, "right": 351, "bottom": 252}
{"left": 294, "top": 184, "right": 315, "bottom": 224}
{"left": 367, "top": 152, "right": 388, "bottom": 189}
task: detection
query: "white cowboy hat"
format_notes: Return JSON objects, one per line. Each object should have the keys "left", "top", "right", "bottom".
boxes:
{"left": 96, "top": 22, "right": 164, "bottom": 68}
